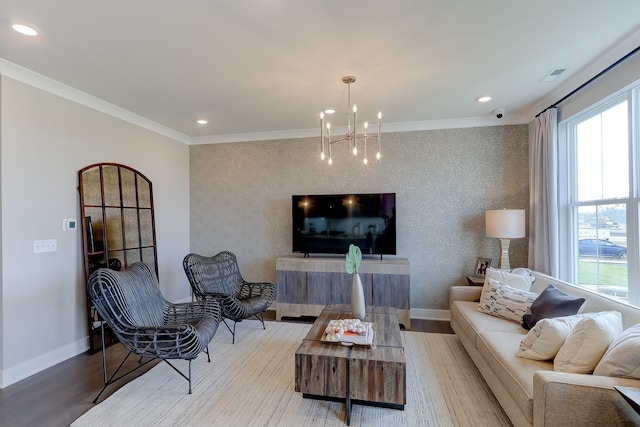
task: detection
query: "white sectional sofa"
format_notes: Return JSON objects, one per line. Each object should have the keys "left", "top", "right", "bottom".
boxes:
{"left": 450, "top": 270, "right": 640, "bottom": 427}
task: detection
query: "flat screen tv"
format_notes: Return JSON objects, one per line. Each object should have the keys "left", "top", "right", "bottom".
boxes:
{"left": 292, "top": 193, "right": 396, "bottom": 256}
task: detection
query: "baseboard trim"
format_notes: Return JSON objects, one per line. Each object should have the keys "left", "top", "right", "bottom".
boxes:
{"left": 411, "top": 308, "right": 451, "bottom": 322}
{"left": 0, "top": 338, "right": 87, "bottom": 389}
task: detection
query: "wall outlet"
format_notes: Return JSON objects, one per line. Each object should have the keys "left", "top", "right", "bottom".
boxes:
{"left": 34, "top": 239, "right": 57, "bottom": 253}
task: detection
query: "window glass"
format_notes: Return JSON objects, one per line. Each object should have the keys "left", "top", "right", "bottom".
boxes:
{"left": 576, "top": 101, "right": 628, "bottom": 201}
{"left": 577, "top": 204, "right": 627, "bottom": 302}
{"left": 566, "top": 95, "right": 633, "bottom": 304}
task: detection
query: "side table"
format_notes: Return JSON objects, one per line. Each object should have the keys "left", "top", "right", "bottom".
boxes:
{"left": 615, "top": 386, "right": 640, "bottom": 415}
{"left": 466, "top": 275, "right": 485, "bottom": 286}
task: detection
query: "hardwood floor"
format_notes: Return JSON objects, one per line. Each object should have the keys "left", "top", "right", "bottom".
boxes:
{"left": 0, "top": 312, "right": 452, "bottom": 427}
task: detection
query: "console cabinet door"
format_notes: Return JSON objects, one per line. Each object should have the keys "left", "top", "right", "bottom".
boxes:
{"left": 372, "top": 274, "right": 410, "bottom": 309}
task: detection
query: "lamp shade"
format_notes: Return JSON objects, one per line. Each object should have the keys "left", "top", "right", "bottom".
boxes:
{"left": 485, "top": 209, "right": 525, "bottom": 239}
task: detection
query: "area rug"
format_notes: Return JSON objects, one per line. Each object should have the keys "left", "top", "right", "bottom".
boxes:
{"left": 72, "top": 320, "right": 511, "bottom": 426}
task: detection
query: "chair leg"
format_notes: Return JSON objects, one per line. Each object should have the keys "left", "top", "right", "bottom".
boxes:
{"left": 231, "top": 321, "right": 237, "bottom": 344}
{"left": 253, "top": 312, "right": 266, "bottom": 330}
{"left": 92, "top": 322, "right": 155, "bottom": 404}
{"left": 163, "top": 359, "right": 194, "bottom": 394}
{"left": 220, "top": 318, "right": 237, "bottom": 344}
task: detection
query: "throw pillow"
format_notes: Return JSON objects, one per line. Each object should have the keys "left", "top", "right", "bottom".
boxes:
{"left": 593, "top": 323, "right": 640, "bottom": 379}
{"left": 554, "top": 311, "right": 623, "bottom": 374}
{"left": 522, "top": 285, "right": 587, "bottom": 329}
{"left": 485, "top": 267, "right": 536, "bottom": 292}
{"left": 478, "top": 278, "right": 539, "bottom": 324}
{"left": 516, "top": 314, "right": 586, "bottom": 360}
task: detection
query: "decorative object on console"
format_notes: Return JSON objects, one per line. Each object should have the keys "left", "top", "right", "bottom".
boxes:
{"left": 319, "top": 76, "right": 382, "bottom": 166}
{"left": 346, "top": 244, "right": 365, "bottom": 320}
{"left": 485, "top": 208, "right": 526, "bottom": 269}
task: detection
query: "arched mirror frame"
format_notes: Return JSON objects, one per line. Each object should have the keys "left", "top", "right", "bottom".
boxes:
{"left": 79, "top": 163, "right": 158, "bottom": 353}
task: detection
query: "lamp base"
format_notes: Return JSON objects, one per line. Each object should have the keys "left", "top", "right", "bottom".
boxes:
{"left": 498, "top": 238, "right": 511, "bottom": 270}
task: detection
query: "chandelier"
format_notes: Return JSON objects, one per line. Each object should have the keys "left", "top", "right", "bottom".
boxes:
{"left": 319, "top": 76, "right": 382, "bottom": 165}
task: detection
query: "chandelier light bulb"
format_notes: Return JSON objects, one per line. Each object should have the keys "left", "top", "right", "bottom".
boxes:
{"left": 317, "top": 76, "right": 382, "bottom": 166}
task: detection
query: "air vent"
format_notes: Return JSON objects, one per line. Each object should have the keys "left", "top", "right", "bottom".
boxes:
{"left": 541, "top": 68, "right": 566, "bottom": 82}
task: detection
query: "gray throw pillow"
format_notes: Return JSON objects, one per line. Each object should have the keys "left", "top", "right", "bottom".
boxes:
{"left": 522, "top": 284, "right": 586, "bottom": 329}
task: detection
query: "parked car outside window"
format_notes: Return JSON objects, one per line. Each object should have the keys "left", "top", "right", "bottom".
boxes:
{"left": 578, "top": 239, "right": 627, "bottom": 258}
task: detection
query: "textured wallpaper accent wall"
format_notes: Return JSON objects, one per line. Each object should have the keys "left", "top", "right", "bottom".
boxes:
{"left": 189, "top": 124, "right": 529, "bottom": 312}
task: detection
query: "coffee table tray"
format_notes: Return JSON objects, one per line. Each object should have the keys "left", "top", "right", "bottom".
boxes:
{"left": 320, "top": 320, "right": 374, "bottom": 346}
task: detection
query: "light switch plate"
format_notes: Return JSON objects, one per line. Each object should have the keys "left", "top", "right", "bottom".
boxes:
{"left": 34, "top": 239, "right": 57, "bottom": 253}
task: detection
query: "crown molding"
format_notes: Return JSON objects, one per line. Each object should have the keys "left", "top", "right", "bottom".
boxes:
{"left": 0, "top": 58, "right": 190, "bottom": 144}
{"left": 189, "top": 114, "right": 531, "bottom": 145}
{"left": 2, "top": 57, "right": 531, "bottom": 147}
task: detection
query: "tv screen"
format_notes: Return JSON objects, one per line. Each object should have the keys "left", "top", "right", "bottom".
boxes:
{"left": 292, "top": 193, "right": 396, "bottom": 256}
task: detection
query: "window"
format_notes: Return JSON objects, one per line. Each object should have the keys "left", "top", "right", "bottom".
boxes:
{"left": 561, "top": 87, "right": 638, "bottom": 305}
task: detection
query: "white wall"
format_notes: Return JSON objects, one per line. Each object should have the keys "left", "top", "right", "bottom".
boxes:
{"left": 0, "top": 76, "right": 190, "bottom": 387}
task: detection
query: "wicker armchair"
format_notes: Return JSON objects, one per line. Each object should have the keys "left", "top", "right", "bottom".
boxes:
{"left": 183, "top": 251, "right": 277, "bottom": 343}
{"left": 88, "top": 262, "right": 221, "bottom": 402}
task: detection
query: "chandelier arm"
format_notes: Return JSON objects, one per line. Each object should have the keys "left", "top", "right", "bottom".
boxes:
{"left": 318, "top": 75, "right": 382, "bottom": 165}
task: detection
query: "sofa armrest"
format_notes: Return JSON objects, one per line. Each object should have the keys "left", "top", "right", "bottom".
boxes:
{"left": 533, "top": 371, "right": 640, "bottom": 427}
{"left": 450, "top": 286, "right": 482, "bottom": 304}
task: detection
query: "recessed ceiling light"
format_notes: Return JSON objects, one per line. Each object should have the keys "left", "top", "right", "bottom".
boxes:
{"left": 476, "top": 96, "right": 492, "bottom": 103}
{"left": 323, "top": 109, "right": 336, "bottom": 115}
{"left": 12, "top": 24, "right": 38, "bottom": 36}
{"left": 196, "top": 119, "right": 208, "bottom": 125}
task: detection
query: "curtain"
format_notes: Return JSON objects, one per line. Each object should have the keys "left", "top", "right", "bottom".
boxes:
{"left": 529, "top": 108, "right": 559, "bottom": 276}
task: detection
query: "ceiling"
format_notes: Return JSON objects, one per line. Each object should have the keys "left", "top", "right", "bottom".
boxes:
{"left": 2, "top": 1, "right": 640, "bottom": 144}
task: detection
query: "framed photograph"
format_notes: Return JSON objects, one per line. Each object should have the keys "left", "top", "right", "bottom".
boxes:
{"left": 473, "top": 257, "right": 492, "bottom": 277}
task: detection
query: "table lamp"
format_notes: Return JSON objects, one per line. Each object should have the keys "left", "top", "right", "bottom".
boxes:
{"left": 485, "top": 209, "right": 525, "bottom": 269}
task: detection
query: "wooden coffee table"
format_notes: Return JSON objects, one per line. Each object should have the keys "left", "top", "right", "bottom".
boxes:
{"left": 295, "top": 304, "right": 406, "bottom": 425}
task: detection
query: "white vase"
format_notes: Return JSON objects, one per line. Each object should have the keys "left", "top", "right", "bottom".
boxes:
{"left": 351, "top": 273, "right": 366, "bottom": 320}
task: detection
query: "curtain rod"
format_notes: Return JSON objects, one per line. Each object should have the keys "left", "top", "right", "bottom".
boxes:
{"left": 535, "top": 45, "right": 640, "bottom": 118}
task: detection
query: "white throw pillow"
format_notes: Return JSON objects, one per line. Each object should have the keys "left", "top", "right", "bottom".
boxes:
{"left": 593, "top": 323, "right": 640, "bottom": 379}
{"left": 485, "top": 267, "right": 535, "bottom": 292}
{"left": 516, "top": 314, "right": 586, "bottom": 360}
{"left": 554, "top": 311, "right": 623, "bottom": 373}
{"left": 478, "top": 278, "right": 538, "bottom": 324}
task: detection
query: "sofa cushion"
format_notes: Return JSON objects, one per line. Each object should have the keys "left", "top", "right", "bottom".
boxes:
{"left": 522, "top": 284, "right": 586, "bottom": 329}
{"left": 554, "top": 311, "right": 623, "bottom": 373}
{"left": 478, "top": 279, "right": 538, "bottom": 324}
{"left": 477, "top": 331, "right": 553, "bottom": 424}
{"left": 594, "top": 323, "right": 640, "bottom": 379}
{"left": 516, "top": 314, "right": 586, "bottom": 360}
{"left": 485, "top": 267, "right": 536, "bottom": 291}
{"left": 452, "top": 301, "right": 527, "bottom": 350}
